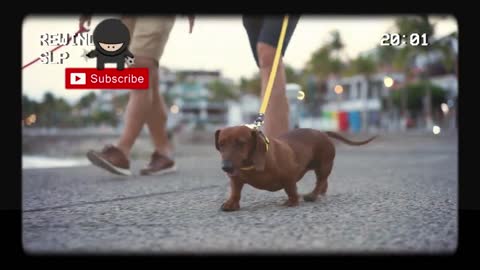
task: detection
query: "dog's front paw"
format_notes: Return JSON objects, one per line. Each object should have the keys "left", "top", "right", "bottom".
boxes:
{"left": 282, "top": 199, "right": 299, "bottom": 207}
{"left": 221, "top": 200, "right": 240, "bottom": 212}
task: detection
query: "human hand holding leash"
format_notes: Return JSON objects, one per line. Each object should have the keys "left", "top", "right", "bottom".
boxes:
{"left": 79, "top": 15, "right": 91, "bottom": 32}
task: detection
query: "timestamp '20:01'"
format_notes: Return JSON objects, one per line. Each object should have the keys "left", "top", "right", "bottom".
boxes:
{"left": 380, "top": 33, "right": 429, "bottom": 46}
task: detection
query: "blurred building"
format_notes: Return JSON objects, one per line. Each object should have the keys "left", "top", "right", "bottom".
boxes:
{"left": 92, "top": 91, "right": 114, "bottom": 112}
{"left": 412, "top": 32, "right": 458, "bottom": 100}
{"left": 238, "top": 94, "right": 261, "bottom": 123}
{"left": 411, "top": 32, "right": 458, "bottom": 131}
{"left": 169, "top": 81, "right": 210, "bottom": 125}
{"left": 159, "top": 66, "right": 177, "bottom": 94}
{"left": 313, "top": 32, "right": 458, "bottom": 133}
{"left": 322, "top": 72, "right": 406, "bottom": 132}
{"left": 166, "top": 69, "right": 239, "bottom": 130}
{"left": 430, "top": 74, "right": 458, "bottom": 100}
{"left": 176, "top": 70, "right": 221, "bottom": 85}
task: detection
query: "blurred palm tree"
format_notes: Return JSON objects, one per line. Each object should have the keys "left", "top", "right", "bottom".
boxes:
{"left": 76, "top": 92, "right": 97, "bottom": 109}
{"left": 307, "top": 46, "right": 334, "bottom": 78}
{"left": 395, "top": 16, "right": 434, "bottom": 38}
{"left": 328, "top": 30, "right": 347, "bottom": 76}
{"left": 392, "top": 46, "right": 414, "bottom": 121}
{"left": 22, "top": 95, "right": 41, "bottom": 127}
{"left": 41, "top": 92, "right": 57, "bottom": 127}
{"left": 241, "top": 74, "right": 261, "bottom": 96}
{"left": 307, "top": 31, "right": 347, "bottom": 78}
{"left": 394, "top": 16, "right": 433, "bottom": 128}
{"left": 305, "top": 31, "right": 347, "bottom": 114}
{"left": 306, "top": 46, "right": 334, "bottom": 114}
{"left": 351, "top": 54, "right": 377, "bottom": 131}
{"left": 393, "top": 15, "right": 456, "bottom": 129}
{"left": 285, "top": 65, "right": 309, "bottom": 100}
{"left": 376, "top": 45, "right": 398, "bottom": 71}
{"left": 207, "top": 79, "right": 238, "bottom": 102}
{"left": 239, "top": 77, "right": 249, "bottom": 91}
{"left": 329, "top": 30, "right": 345, "bottom": 60}
{"left": 39, "top": 92, "right": 72, "bottom": 127}
{"left": 285, "top": 64, "right": 302, "bottom": 83}
{"left": 112, "top": 93, "right": 129, "bottom": 115}
{"left": 352, "top": 55, "right": 377, "bottom": 78}
{"left": 74, "top": 92, "right": 98, "bottom": 126}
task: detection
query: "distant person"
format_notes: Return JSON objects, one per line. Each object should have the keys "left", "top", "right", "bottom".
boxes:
{"left": 81, "top": 15, "right": 194, "bottom": 176}
{"left": 242, "top": 15, "right": 300, "bottom": 138}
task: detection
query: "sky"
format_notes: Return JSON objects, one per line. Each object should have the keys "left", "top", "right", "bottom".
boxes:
{"left": 22, "top": 15, "right": 457, "bottom": 104}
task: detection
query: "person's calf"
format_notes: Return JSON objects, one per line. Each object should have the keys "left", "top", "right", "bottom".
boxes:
{"left": 115, "top": 56, "right": 158, "bottom": 157}
{"left": 256, "top": 42, "right": 290, "bottom": 137}
{"left": 145, "top": 65, "right": 173, "bottom": 158}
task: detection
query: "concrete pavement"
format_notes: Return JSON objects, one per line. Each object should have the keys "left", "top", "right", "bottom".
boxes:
{"left": 22, "top": 133, "right": 458, "bottom": 254}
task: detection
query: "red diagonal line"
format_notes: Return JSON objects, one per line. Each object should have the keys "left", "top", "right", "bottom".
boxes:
{"left": 22, "top": 28, "right": 88, "bottom": 70}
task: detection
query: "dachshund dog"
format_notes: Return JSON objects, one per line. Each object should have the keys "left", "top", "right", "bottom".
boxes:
{"left": 215, "top": 125, "right": 376, "bottom": 211}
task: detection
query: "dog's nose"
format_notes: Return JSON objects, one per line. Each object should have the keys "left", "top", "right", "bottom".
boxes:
{"left": 221, "top": 160, "right": 234, "bottom": 173}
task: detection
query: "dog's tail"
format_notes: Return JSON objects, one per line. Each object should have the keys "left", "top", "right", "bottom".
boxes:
{"left": 325, "top": 131, "right": 377, "bottom": 146}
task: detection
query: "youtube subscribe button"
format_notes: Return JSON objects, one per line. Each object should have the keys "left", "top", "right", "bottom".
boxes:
{"left": 65, "top": 68, "right": 149, "bottom": 89}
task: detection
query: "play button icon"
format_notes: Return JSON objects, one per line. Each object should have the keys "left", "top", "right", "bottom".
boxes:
{"left": 70, "top": 73, "right": 86, "bottom": 85}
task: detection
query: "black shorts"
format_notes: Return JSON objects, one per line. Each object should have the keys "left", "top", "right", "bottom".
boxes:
{"left": 242, "top": 15, "right": 300, "bottom": 67}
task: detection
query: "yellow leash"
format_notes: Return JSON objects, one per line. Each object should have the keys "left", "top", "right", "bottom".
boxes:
{"left": 241, "top": 15, "right": 289, "bottom": 171}
{"left": 253, "top": 15, "right": 290, "bottom": 128}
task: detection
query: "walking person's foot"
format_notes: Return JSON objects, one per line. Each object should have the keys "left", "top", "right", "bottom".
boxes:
{"left": 140, "top": 151, "right": 176, "bottom": 176}
{"left": 86, "top": 144, "right": 132, "bottom": 176}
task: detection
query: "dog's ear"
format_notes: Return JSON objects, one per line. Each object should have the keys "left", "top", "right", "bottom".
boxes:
{"left": 251, "top": 130, "right": 267, "bottom": 171}
{"left": 215, "top": 129, "right": 221, "bottom": 150}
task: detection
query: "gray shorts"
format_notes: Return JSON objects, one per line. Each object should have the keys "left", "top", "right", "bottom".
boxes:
{"left": 242, "top": 15, "right": 300, "bottom": 67}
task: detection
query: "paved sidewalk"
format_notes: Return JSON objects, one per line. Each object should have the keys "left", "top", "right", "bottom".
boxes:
{"left": 22, "top": 133, "right": 458, "bottom": 254}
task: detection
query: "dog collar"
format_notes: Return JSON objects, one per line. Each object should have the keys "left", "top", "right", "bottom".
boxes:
{"left": 244, "top": 124, "right": 257, "bottom": 129}
{"left": 240, "top": 165, "right": 255, "bottom": 170}
{"left": 243, "top": 124, "right": 270, "bottom": 152}
{"left": 240, "top": 124, "right": 270, "bottom": 170}
{"left": 260, "top": 132, "right": 270, "bottom": 152}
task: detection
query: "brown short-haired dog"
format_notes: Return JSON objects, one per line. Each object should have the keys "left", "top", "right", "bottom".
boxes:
{"left": 215, "top": 126, "right": 376, "bottom": 211}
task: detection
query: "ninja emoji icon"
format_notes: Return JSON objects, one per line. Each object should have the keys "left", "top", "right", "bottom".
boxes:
{"left": 85, "top": 18, "right": 134, "bottom": 70}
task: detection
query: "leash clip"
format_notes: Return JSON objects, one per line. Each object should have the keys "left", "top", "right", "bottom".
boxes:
{"left": 244, "top": 114, "right": 270, "bottom": 152}
{"left": 253, "top": 113, "right": 265, "bottom": 129}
